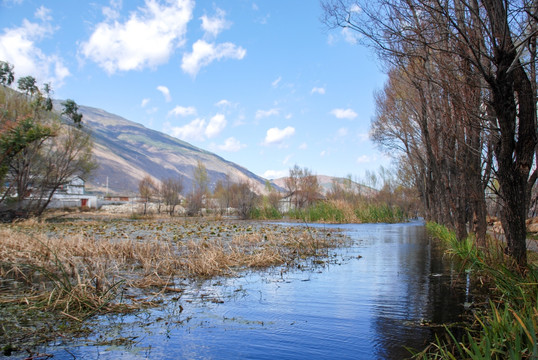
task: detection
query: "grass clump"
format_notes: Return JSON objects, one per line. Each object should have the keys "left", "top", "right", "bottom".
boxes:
{"left": 416, "top": 223, "right": 538, "bottom": 359}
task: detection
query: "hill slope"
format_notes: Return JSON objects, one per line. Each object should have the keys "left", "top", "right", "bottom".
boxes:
{"left": 74, "top": 105, "right": 268, "bottom": 195}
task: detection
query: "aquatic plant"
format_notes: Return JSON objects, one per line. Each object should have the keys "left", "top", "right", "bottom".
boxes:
{"left": 418, "top": 223, "right": 538, "bottom": 359}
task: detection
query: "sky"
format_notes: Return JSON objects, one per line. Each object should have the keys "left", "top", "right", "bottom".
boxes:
{"left": 0, "top": 0, "right": 390, "bottom": 180}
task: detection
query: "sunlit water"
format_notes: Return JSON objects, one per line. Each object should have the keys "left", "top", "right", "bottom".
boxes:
{"left": 41, "top": 221, "right": 467, "bottom": 359}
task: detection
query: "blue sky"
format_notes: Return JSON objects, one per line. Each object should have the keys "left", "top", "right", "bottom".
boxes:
{"left": 0, "top": 0, "right": 390, "bottom": 180}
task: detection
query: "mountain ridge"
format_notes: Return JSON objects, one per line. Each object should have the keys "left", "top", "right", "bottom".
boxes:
{"left": 70, "top": 103, "right": 270, "bottom": 195}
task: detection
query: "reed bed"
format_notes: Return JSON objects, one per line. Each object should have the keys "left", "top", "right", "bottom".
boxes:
{"left": 287, "top": 199, "right": 406, "bottom": 224}
{"left": 1, "top": 218, "right": 348, "bottom": 350}
{"left": 416, "top": 223, "right": 538, "bottom": 359}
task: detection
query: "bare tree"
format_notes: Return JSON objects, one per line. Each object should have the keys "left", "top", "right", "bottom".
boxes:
{"left": 138, "top": 175, "right": 156, "bottom": 215}
{"left": 323, "top": 0, "right": 537, "bottom": 267}
{"left": 160, "top": 176, "right": 183, "bottom": 216}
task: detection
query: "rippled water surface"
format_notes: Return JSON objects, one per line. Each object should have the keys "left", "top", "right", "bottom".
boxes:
{"left": 44, "top": 221, "right": 467, "bottom": 359}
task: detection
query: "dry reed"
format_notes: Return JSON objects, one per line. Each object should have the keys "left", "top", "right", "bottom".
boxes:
{"left": 1, "top": 220, "right": 347, "bottom": 316}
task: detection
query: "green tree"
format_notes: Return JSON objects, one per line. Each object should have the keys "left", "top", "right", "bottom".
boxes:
{"left": 61, "top": 99, "right": 83, "bottom": 126}
{"left": 0, "top": 61, "right": 14, "bottom": 86}
{"left": 17, "top": 76, "right": 38, "bottom": 96}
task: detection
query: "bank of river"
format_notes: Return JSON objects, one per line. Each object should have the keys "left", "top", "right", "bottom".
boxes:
{"left": 19, "top": 220, "right": 468, "bottom": 360}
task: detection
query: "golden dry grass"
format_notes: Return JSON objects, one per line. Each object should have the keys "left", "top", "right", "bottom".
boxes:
{"left": 1, "top": 219, "right": 348, "bottom": 318}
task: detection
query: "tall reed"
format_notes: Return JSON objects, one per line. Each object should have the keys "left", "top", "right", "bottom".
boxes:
{"left": 418, "top": 223, "right": 538, "bottom": 359}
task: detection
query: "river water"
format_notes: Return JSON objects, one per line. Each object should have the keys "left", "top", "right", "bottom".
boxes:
{"left": 43, "top": 221, "right": 467, "bottom": 359}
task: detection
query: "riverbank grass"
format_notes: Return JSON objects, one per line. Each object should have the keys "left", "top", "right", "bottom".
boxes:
{"left": 418, "top": 223, "right": 538, "bottom": 359}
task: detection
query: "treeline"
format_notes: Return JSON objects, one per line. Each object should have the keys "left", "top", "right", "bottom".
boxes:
{"left": 0, "top": 61, "right": 94, "bottom": 220}
{"left": 139, "top": 162, "right": 416, "bottom": 224}
{"left": 322, "top": 0, "right": 537, "bottom": 268}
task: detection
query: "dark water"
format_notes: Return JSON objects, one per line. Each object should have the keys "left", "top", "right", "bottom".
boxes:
{"left": 42, "top": 221, "right": 467, "bottom": 359}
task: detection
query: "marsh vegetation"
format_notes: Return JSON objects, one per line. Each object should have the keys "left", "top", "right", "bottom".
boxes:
{"left": 0, "top": 215, "right": 348, "bottom": 354}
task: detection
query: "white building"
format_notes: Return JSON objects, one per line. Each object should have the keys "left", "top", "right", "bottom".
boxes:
{"left": 47, "top": 176, "right": 98, "bottom": 209}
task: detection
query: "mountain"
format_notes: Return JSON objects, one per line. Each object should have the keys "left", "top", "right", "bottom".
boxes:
{"left": 72, "top": 104, "right": 270, "bottom": 195}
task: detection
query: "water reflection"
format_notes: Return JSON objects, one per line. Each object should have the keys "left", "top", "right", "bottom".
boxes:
{"left": 43, "top": 221, "right": 466, "bottom": 360}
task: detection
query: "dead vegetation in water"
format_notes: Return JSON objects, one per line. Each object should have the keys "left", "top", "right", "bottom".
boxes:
{"left": 0, "top": 218, "right": 348, "bottom": 350}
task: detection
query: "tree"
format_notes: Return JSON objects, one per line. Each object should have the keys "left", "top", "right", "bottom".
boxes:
{"left": 284, "top": 165, "right": 321, "bottom": 209}
{"left": 17, "top": 76, "right": 38, "bottom": 97}
{"left": 138, "top": 175, "right": 156, "bottom": 215}
{"left": 193, "top": 160, "right": 209, "bottom": 195}
{"left": 231, "top": 180, "right": 258, "bottom": 219}
{"left": 0, "top": 61, "right": 14, "bottom": 86}
{"left": 161, "top": 176, "right": 183, "bottom": 216}
{"left": 323, "top": 0, "right": 537, "bottom": 267}
{"left": 61, "top": 99, "right": 83, "bottom": 127}
{"left": 0, "top": 70, "right": 94, "bottom": 219}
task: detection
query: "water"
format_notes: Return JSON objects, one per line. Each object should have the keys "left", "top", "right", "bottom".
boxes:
{"left": 42, "top": 221, "right": 467, "bottom": 359}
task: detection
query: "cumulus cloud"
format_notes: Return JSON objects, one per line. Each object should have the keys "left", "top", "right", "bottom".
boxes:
{"left": 200, "top": 8, "right": 230, "bottom": 38}
{"left": 299, "top": 142, "right": 308, "bottom": 150}
{"left": 217, "top": 137, "right": 246, "bottom": 152}
{"left": 205, "top": 113, "right": 227, "bottom": 138}
{"left": 157, "top": 85, "right": 171, "bottom": 102}
{"left": 141, "top": 98, "right": 150, "bottom": 107}
{"left": 331, "top": 108, "right": 358, "bottom": 120}
{"left": 167, "top": 113, "right": 227, "bottom": 141}
{"left": 0, "top": 9, "right": 70, "bottom": 86}
{"left": 168, "top": 118, "right": 206, "bottom": 141}
{"left": 169, "top": 105, "right": 196, "bottom": 117}
{"left": 181, "top": 39, "right": 246, "bottom": 77}
{"left": 80, "top": 0, "right": 194, "bottom": 74}
{"left": 263, "top": 169, "right": 287, "bottom": 179}
{"left": 255, "top": 108, "right": 279, "bottom": 120}
{"left": 311, "top": 87, "right": 325, "bottom": 95}
{"left": 263, "top": 126, "right": 295, "bottom": 146}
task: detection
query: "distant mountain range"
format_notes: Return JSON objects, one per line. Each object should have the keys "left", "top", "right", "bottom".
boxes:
{"left": 55, "top": 102, "right": 371, "bottom": 197}
{"left": 71, "top": 104, "right": 270, "bottom": 195}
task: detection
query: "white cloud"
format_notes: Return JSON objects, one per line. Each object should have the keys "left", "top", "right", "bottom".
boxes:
{"left": 320, "top": 150, "right": 326, "bottom": 157}
{"left": 141, "top": 98, "right": 150, "bottom": 107}
{"left": 263, "top": 169, "right": 287, "bottom": 179}
{"left": 356, "top": 155, "right": 372, "bottom": 164}
{"left": 331, "top": 108, "right": 358, "bottom": 120}
{"left": 0, "top": 13, "right": 70, "bottom": 87}
{"left": 283, "top": 155, "right": 292, "bottom": 165}
{"left": 35, "top": 6, "right": 52, "bottom": 21}
{"left": 157, "top": 85, "right": 171, "bottom": 102}
{"left": 217, "top": 137, "right": 245, "bottom": 152}
{"left": 311, "top": 87, "right": 325, "bottom": 95}
{"left": 299, "top": 142, "right": 308, "bottom": 150}
{"left": 181, "top": 39, "right": 246, "bottom": 77}
{"left": 215, "top": 99, "right": 231, "bottom": 107}
{"left": 167, "top": 113, "right": 226, "bottom": 141}
{"left": 271, "top": 76, "right": 281, "bottom": 88}
{"left": 169, "top": 105, "right": 196, "bottom": 117}
{"left": 80, "top": 0, "right": 194, "bottom": 74}
{"left": 205, "top": 113, "right": 227, "bottom": 138}
{"left": 263, "top": 126, "right": 295, "bottom": 146}
{"left": 255, "top": 108, "right": 279, "bottom": 119}
{"left": 342, "top": 27, "right": 360, "bottom": 45}
{"left": 169, "top": 118, "right": 206, "bottom": 141}
{"left": 200, "top": 8, "right": 230, "bottom": 38}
